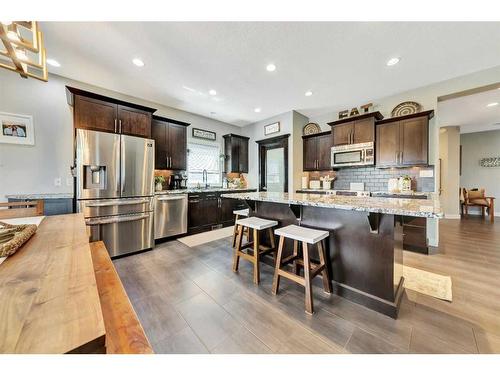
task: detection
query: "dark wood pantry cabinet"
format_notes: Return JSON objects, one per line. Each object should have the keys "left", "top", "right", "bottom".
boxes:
{"left": 328, "top": 112, "right": 383, "bottom": 146}
{"left": 151, "top": 115, "right": 189, "bottom": 170}
{"left": 375, "top": 110, "right": 433, "bottom": 167}
{"left": 66, "top": 86, "right": 156, "bottom": 138}
{"left": 303, "top": 131, "right": 333, "bottom": 171}
{"left": 223, "top": 134, "right": 249, "bottom": 173}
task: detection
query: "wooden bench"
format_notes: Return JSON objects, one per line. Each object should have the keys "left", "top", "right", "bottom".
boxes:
{"left": 90, "top": 241, "right": 154, "bottom": 354}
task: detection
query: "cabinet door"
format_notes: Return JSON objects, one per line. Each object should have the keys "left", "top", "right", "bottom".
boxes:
{"left": 332, "top": 123, "right": 353, "bottom": 145}
{"left": 168, "top": 123, "right": 187, "bottom": 170}
{"left": 74, "top": 95, "right": 117, "bottom": 133}
{"left": 151, "top": 119, "right": 167, "bottom": 170}
{"left": 117, "top": 105, "right": 151, "bottom": 138}
{"left": 303, "top": 137, "right": 318, "bottom": 171}
{"left": 188, "top": 195, "right": 205, "bottom": 229}
{"left": 238, "top": 138, "right": 249, "bottom": 173}
{"left": 353, "top": 118, "right": 374, "bottom": 144}
{"left": 317, "top": 133, "right": 333, "bottom": 170}
{"left": 219, "top": 197, "right": 237, "bottom": 224}
{"left": 376, "top": 122, "right": 400, "bottom": 167}
{"left": 203, "top": 194, "right": 220, "bottom": 227}
{"left": 230, "top": 137, "right": 240, "bottom": 173}
{"left": 400, "top": 117, "right": 428, "bottom": 166}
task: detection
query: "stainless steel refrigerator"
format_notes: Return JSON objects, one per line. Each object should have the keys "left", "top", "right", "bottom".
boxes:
{"left": 75, "top": 129, "right": 155, "bottom": 257}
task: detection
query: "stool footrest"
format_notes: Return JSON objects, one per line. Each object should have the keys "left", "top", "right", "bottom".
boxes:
{"left": 277, "top": 269, "right": 306, "bottom": 286}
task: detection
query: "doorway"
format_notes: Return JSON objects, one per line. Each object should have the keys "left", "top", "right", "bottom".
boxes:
{"left": 257, "top": 134, "right": 290, "bottom": 192}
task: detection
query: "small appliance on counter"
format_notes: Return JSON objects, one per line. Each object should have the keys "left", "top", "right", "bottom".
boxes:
{"left": 309, "top": 180, "right": 321, "bottom": 190}
{"left": 169, "top": 172, "right": 188, "bottom": 190}
{"left": 388, "top": 178, "right": 399, "bottom": 193}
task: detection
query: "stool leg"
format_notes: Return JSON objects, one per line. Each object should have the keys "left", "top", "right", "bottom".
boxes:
{"left": 232, "top": 215, "right": 240, "bottom": 248}
{"left": 293, "top": 240, "right": 300, "bottom": 275}
{"left": 268, "top": 228, "right": 277, "bottom": 264}
{"left": 253, "top": 228, "right": 260, "bottom": 285}
{"left": 272, "top": 235, "right": 285, "bottom": 295}
{"left": 246, "top": 226, "right": 251, "bottom": 242}
{"left": 318, "top": 240, "right": 332, "bottom": 294}
{"left": 302, "top": 242, "right": 314, "bottom": 314}
{"left": 232, "top": 225, "right": 244, "bottom": 272}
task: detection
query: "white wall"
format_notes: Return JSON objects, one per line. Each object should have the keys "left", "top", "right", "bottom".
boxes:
{"left": 0, "top": 69, "right": 241, "bottom": 200}
{"left": 460, "top": 130, "right": 500, "bottom": 216}
{"left": 439, "top": 127, "right": 461, "bottom": 218}
{"left": 240, "top": 111, "right": 294, "bottom": 191}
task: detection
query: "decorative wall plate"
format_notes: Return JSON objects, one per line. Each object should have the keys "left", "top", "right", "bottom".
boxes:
{"left": 391, "top": 101, "right": 422, "bottom": 117}
{"left": 303, "top": 122, "right": 321, "bottom": 135}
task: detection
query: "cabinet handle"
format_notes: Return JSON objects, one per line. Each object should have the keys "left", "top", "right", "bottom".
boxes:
{"left": 170, "top": 156, "right": 172, "bottom": 168}
{"left": 119, "top": 119, "right": 122, "bottom": 133}
{"left": 396, "top": 151, "right": 399, "bottom": 164}
{"left": 114, "top": 119, "right": 117, "bottom": 133}
{"left": 400, "top": 151, "right": 403, "bottom": 163}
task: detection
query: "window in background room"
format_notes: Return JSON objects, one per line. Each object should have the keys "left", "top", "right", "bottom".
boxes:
{"left": 187, "top": 142, "right": 222, "bottom": 186}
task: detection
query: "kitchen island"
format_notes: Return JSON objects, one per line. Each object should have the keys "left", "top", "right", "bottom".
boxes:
{"left": 221, "top": 192, "right": 442, "bottom": 318}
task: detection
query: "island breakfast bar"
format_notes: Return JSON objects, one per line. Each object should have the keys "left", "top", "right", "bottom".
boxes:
{"left": 221, "top": 192, "right": 443, "bottom": 318}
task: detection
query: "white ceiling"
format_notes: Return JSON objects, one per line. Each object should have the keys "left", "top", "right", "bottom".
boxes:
{"left": 40, "top": 22, "right": 500, "bottom": 126}
{"left": 439, "top": 87, "right": 500, "bottom": 134}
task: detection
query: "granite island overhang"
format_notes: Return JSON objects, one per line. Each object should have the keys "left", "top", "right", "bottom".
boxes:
{"left": 221, "top": 192, "right": 443, "bottom": 318}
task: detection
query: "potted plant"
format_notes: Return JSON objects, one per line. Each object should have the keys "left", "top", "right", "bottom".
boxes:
{"left": 155, "top": 176, "right": 165, "bottom": 191}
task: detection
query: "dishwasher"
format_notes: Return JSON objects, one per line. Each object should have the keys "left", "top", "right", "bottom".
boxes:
{"left": 154, "top": 194, "right": 188, "bottom": 239}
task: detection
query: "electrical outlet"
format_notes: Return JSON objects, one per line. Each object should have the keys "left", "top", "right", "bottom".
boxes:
{"left": 54, "top": 177, "right": 62, "bottom": 187}
{"left": 419, "top": 169, "right": 434, "bottom": 178}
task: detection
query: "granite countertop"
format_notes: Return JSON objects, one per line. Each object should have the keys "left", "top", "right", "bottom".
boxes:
{"left": 155, "top": 187, "right": 257, "bottom": 195}
{"left": 221, "top": 191, "right": 443, "bottom": 218}
{"left": 5, "top": 193, "right": 74, "bottom": 199}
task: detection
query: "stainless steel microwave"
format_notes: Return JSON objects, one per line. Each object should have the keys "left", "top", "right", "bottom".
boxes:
{"left": 331, "top": 141, "right": 374, "bottom": 168}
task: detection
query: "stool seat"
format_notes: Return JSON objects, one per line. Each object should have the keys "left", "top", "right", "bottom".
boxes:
{"left": 233, "top": 208, "right": 249, "bottom": 216}
{"left": 236, "top": 217, "right": 278, "bottom": 230}
{"left": 275, "top": 225, "right": 329, "bottom": 244}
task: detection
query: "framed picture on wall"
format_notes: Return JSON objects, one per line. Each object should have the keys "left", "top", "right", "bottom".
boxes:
{"left": 264, "top": 121, "right": 280, "bottom": 136}
{"left": 0, "top": 112, "right": 35, "bottom": 146}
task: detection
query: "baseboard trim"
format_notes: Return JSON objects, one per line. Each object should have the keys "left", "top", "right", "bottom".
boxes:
{"left": 444, "top": 214, "right": 461, "bottom": 219}
{"left": 462, "top": 211, "right": 500, "bottom": 217}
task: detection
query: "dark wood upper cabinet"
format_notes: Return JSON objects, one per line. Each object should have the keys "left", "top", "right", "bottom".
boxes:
{"left": 303, "top": 131, "right": 333, "bottom": 171}
{"left": 375, "top": 110, "right": 433, "bottom": 168}
{"left": 73, "top": 95, "right": 117, "bottom": 133}
{"left": 152, "top": 116, "right": 189, "bottom": 171}
{"left": 329, "top": 112, "right": 383, "bottom": 146}
{"left": 117, "top": 105, "right": 152, "bottom": 138}
{"left": 223, "top": 134, "right": 249, "bottom": 173}
{"left": 67, "top": 86, "right": 156, "bottom": 139}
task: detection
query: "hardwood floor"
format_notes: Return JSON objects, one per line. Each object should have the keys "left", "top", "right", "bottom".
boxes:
{"left": 113, "top": 217, "right": 500, "bottom": 354}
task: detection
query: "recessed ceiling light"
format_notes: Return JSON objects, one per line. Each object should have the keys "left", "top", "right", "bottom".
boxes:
{"left": 266, "top": 63, "right": 276, "bottom": 72}
{"left": 486, "top": 102, "right": 499, "bottom": 107}
{"left": 386, "top": 57, "right": 401, "bottom": 66}
{"left": 254, "top": 107, "right": 261, "bottom": 113}
{"left": 209, "top": 89, "right": 217, "bottom": 96}
{"left": 305, "top": 90, "right": 313, "bottom": 97}
{"left": 46, "top": 58, "right": 61, "bottom": 67}
{"left": 132, "top": 58, "right": 145, "bottom": 67}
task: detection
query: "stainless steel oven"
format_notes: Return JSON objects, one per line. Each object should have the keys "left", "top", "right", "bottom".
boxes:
{"left": 331, "top": 141, "right": 374, "bottom": 168}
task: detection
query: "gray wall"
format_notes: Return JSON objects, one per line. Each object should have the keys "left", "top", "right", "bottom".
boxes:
{"left": 460, "top": 130, "right": 500, "bottom": 216}
{"left": 0, "top": 69, "right": 241, "bottom": 200}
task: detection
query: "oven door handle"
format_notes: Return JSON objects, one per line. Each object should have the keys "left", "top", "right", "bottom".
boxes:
{"left": 85, "top": 198, "right": 150, "bottom": 207}
{"left": 85, "top": 213, "right": 150, "bottom": 226}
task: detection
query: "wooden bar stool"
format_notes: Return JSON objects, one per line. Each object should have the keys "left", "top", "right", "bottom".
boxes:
{"left": 272, "top": 224, "right": 332, "bottom": 314}
{"left": 232, "top": 208, "right": 250, "bottom": 248}
{"left": 233, "top": 216, "right": 278, "bottom": 284}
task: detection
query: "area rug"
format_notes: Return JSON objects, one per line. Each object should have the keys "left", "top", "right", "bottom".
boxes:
{"left": 403, "top": 266, "right": 453, "bottom": 301}
{"left": 179, "top": 226, "right": 234, "bottom": 248}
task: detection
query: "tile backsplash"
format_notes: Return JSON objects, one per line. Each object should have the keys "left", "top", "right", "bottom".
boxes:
{"left": 308, "top": 166, "right": 435, "bottom": 192}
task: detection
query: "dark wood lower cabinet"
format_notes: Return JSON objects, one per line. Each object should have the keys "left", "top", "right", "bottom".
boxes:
{"left": 187, "top": 190, "right": 254, "bottom": 234}
{"left": 402, "top": 216, "right": 428, "bottom": 254}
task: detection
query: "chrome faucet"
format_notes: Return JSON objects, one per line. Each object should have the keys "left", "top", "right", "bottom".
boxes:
{"left": 202, "top": 169, "right": 209, "bottom": 188}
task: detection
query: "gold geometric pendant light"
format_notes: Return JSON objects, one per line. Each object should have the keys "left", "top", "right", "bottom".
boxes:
{"left": 0, "top": 21, "right": 48, "bottom": 82}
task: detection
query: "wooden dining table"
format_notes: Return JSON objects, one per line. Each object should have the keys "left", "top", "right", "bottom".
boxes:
{"left": 0, "top": 214, "right": 106, "bottom": 353}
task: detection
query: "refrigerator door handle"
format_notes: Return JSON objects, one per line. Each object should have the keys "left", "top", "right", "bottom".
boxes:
{"left": 85, "top": 213, "right": 149, "bottom": 226}
{"left": 158, "top": 196, "right": 186, "bottom": 201}
{"left": 85, "top": 198, "right": 150, "bottom": 207}
{"left": 120, "top": 136, "right": 125, "bottom": 195}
